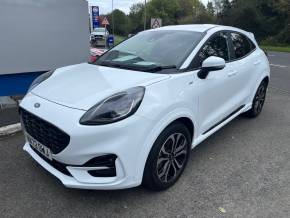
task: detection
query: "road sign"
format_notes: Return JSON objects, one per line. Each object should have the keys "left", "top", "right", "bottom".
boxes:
{"left": 91, "top": 6, "right": 100, "bottom": 30}
{"left": 151, "top": 18, "right": 162, "bottom": 29}
{"left": 102, "top": 17, "right": 110, "bottom": 26}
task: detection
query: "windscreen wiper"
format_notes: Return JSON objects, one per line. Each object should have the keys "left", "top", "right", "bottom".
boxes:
{"left": 98, "top": 61, "right": 177, "bottom": 72}
{"left": 146, "top": 65, "right": 177, "bottom": 72}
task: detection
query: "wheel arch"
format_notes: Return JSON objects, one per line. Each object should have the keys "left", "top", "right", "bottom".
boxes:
{"left": 134, "top": 109, "right": 197, "bottom": 185}
{"left": 249, "top": 75, "right": 270, "bottom": 104}
{"left": 167, "top": 117, "right": 194, "bottom": 143}
{"left": 262, "top": 76, "right": 269, "bottom": 85}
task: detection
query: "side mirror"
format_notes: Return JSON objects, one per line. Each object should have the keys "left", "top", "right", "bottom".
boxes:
{"left": 198, "top": 56, "right": 226, "bottom": 79}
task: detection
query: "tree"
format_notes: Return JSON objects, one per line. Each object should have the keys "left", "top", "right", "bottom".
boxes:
{"left": 107, "top": 9, "right": 131, "bottom": 36}
{"left": 273, "top": 0, "right": 290, "bottom": 43}
{"left": 113, "top": 0, "right": 290, "bottom": 45}
{"left": 207, "top": 1, "right": 215, "bottom": 16}
{"left": 129, "top": 3, "right": 145, "bottom": 33}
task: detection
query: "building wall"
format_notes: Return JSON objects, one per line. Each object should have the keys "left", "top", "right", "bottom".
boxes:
{"left": 0, "top": 0, "right": 89, "bottom": 75}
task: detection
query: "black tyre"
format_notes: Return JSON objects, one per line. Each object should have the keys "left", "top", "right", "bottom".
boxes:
{"left": 142, "top": 122, "right": 191, "bottom": 191}
{"left": 244, "top": 80, "right": 268, "bottom": 118}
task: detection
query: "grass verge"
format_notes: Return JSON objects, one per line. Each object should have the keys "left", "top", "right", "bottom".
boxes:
{"left": 114, "top": 35, "right": 126, "bottom": 45}
{"left": 261, "top": 45, "right": 290, "bottom": 53}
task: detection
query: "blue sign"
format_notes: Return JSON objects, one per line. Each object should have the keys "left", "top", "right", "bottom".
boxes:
{"left": 107, "top": 35, "right": 114, "bottom": 48}
{"left": 91, "top": 6, "right": 99, "bottom": 30}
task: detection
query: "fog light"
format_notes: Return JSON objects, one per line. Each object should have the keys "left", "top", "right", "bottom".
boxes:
{"left": 84, "top": 154, "right": 117, "bottom": 177}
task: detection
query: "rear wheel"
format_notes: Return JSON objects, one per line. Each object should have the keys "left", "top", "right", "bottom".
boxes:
{"left": 244, "top": 80, "right": 268, "bottom": 118}
{"left": 142, "top": 122, "right": 191, "bottom": 191}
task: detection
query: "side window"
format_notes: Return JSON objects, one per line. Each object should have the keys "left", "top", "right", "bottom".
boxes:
{"left": 197, "top": 32, "right": 230, "bottom": 67}
{"left": 230, "top": 32, "right": 254, "bottom": 59}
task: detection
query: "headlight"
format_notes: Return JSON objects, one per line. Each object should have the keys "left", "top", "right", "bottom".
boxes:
{"left": 80, "top": 87, "right": 145, "bottom": 125}
{"left": 27, "top": 70, "right": 54, "bottom": 93}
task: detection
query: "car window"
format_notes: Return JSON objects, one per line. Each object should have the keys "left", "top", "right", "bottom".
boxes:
{"left": 197, "top": 32, "right": 230, "bottom": 67}
{"left": 95, "top": 30, "right": 203, "bottom": 70}
{"left": 230, "top": 32, "right": 254, "bottom": 59}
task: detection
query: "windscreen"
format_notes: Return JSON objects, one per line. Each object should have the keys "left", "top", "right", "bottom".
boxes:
{"left": 95, "top": 30, "right": 203, "bottom": 72}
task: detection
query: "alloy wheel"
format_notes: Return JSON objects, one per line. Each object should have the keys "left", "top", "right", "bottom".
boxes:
{"left": 254, "top": 84, "right": 266, "bottom": 114}
{"left": 156, "top": 133, "right": 188, "bottom": 183}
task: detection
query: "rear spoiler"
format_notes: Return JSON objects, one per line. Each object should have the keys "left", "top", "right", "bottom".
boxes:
{"left": 247, "top": 31, "right": 268, "bottom": 57}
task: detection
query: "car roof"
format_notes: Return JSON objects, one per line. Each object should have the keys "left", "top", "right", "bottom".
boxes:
{"left": 147, "top": 24, "right": 257, "bottom": 44}
{"left": 150, "top": 24, "right": 218, "bottom": 32}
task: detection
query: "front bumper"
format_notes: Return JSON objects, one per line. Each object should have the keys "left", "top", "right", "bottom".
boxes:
{"left": 23, "top": 143, "right": 132, "bottom": 189}
{"left": 20, "top": 93, "right": 154, "bottom": 190}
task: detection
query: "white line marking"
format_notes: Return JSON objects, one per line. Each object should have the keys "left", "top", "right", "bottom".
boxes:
{"left": 270, "top": 64, "right": 288, "bottom": 68}
{"left": 0, "top": 123, "right": 21, "bottom": 136}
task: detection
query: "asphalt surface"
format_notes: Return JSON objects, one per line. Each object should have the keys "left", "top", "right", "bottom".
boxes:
{"left": 0, "top": 108, "right": 19, "bottom": 127}
{"left": 268, "top": 52, "right": 290, "bottom": 93}
{"left": 1, "top": 52, "right": 290, "bottom": 217}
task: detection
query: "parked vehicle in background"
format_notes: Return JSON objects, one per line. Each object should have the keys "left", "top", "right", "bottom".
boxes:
{"left": 89, "top": 47, "right": 107, "bottom": 63}
{"left": 20, "top": 24, "right": 270, "bottom": 191}
{"left": 90, "top": 27, "right": 109, "bottom": 46}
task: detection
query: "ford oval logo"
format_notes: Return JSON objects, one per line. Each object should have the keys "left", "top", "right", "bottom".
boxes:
{"left": 34, "top": 103, "right": 41, "bottom": 108}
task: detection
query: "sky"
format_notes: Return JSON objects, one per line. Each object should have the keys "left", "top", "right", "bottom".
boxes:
{"left": 88, "top": 0, "right": 209, "bottom": 15}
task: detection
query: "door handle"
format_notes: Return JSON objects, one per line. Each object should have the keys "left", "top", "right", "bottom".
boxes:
{"left": 228, "top": 70, "right": 238, "bottom": 77}
{"left": 254, "top": 60, "right": 261, "bottom": 65}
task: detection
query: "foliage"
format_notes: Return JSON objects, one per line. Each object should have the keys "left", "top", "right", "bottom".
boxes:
{"left": 106, "top": 9, "right": 131, "bottom": 36}
{"left": 103, "top": 0, "right": 290, "bottom": 45}
{"left": 261, "top": 45, "right": 290, "bottom": 53}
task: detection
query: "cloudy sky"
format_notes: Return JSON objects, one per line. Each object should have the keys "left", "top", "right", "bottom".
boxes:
{"left": 88, "top": 0, "right": 209, "bottom": 14}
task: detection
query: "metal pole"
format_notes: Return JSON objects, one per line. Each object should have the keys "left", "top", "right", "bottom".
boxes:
{"left": 112, "top": 0, "right": 115, "bottom": 36}
{"left": 144, "top": 0, "right": 147, "bottom": 30}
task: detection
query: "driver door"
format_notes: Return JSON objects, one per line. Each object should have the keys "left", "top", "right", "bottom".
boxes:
{"left": 192, "top": 31, "right": 239, "bottom": 135}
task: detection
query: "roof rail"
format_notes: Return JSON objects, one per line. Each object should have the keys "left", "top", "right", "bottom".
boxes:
{"left": 204, "top": 25, "right": 219, "bottom": 33}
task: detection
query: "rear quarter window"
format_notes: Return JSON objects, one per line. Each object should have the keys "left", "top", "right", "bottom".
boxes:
{"left": 230, "top": 32, "right": 255, "bottom": 59}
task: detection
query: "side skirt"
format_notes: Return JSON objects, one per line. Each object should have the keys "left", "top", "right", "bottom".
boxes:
{"left": 202, "top": 105, "right": 246, "bottom": 135}
{"left": 191, "top": 104, "right": 247, "bottom": 149}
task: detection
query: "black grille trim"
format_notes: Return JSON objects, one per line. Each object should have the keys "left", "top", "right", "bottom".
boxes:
{"left": 20, "top": 108, "right": 70, "bottom": 154}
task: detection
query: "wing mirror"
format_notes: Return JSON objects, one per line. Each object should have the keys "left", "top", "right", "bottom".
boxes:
{"left": 197, "top": 56, "right": 226, "bottom": 79}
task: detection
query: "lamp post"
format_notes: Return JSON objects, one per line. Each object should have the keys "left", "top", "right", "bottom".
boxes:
{"left": 144, "top": 0, "right": 147, "bottom": 30}
{"left": 112, "top": 0, "right": 115, "bottom": 36}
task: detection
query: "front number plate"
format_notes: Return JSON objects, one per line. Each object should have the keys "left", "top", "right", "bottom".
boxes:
{"left": 26, "top": 133, "right": 52, "bottom": 160}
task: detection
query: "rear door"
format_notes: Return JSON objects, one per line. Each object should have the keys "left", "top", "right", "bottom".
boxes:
{"left": 227, "top": 32, "right": 258, "bottom": 106}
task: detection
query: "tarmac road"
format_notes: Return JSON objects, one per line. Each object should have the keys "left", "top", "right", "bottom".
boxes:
{"left": 1, "top": 52, "right": 290, "bottom": 218}
{"left": 268, "top": 52, "right": 290, "bottom": 93}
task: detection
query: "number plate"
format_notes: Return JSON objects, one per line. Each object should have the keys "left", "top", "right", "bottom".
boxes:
{"left": 26, "top": 133, "right": 52, "bottom": 160}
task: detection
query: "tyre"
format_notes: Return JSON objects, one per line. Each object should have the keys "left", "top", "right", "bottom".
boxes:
{"left": 244, "top": 80, "right": 268, "bottom": 118}
{"left": 142, "top": 122, "right": 191, "bottom": 191}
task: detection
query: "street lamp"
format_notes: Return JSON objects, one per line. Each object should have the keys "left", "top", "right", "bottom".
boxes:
{"left": 144, "top": 0, "right": 147, "bottom": 30}
{"left": 112, "top": 0, "right": 115, "bottom": 36}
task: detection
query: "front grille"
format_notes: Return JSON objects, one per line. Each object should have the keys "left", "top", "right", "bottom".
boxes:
{"left": 20, "top": 108, "right": 70, "bottom": 154}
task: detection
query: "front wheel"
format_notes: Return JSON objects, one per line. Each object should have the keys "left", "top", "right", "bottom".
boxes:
{"left": 244, "top": 80, "right": 268, "bottom": 118}
{"left": 142, "top": 122, "right": 191, "bottom": 191}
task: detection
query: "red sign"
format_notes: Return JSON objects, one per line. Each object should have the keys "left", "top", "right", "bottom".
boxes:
{"left": 102, "top": 17, "right": 110, "bottom": 26}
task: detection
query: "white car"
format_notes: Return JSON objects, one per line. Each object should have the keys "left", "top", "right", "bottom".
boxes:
{"left": 90, "top": 27, "right": 109, "bottom": 41}
{"left": 20, "top": 25, "right": 270, "bottom": 190}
